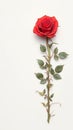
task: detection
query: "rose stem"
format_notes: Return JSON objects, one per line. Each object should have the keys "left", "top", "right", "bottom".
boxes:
{"left": 46, "top": 37, "right": 51, "bottom": 123}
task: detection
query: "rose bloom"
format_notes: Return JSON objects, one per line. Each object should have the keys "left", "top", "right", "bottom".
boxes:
{"left": 33, "top": 15, "right": 58, "bottom": 38}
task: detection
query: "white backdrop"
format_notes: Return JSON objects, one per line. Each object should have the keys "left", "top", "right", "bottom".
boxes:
{"left": 0, "top": 0, "right": 73, "bottom": 129}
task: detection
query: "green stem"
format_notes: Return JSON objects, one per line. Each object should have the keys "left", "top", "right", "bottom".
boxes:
{"left": 46, "top": 37, "right": 51, "bottom": 123}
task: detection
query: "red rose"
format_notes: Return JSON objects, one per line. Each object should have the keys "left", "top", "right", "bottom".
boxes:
{"left": 33, "top": 15, "right": 58, "bottom": 38}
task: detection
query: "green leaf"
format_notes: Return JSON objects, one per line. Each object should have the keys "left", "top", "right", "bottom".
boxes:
{"left": 50, "top": 93, "right": 54, "bottom": 98}
{"left": 40, "top": 63, "right": 48, "bottom": 69}
{"left": 49, "top": 98, "right": 52, "bottom": 102}
{"left": 49, "top": 42, "right": 58, "bottom": 48}
{"left": 40, "top": 65, "right": 47, "bottom": 69}
{"left": 55, "top": 65, "right": 64, "bottom": 73}
{"left": 50, "top": 68, "right": 54, "bottom": 75}
{"left": 49, "top": 93, "right": 54, "bottom": 101}
{"left": 35, "top": 73, "right": 43, "bottom": 80}
{"left": 47, "top": 83, "right": 53, "bottom": 89}
{"left": 40, "top": 79, "right": 46, "bottom": 84}
{"left": 37, "top": 89, "right": 46, "bottom": 96}
{"left": 54, "top": 55, "right": 59, "bottom": 61}
{"left": 52, "top": 42, "right": 58, "bottom": 45}
{"left": 53, "top": 74, "right": 61, "bottom": 80}
{"left": 59, "top": 52, "right": 68, "bottom": 59}
{"left": 37, "top": 59, "right": 44, "bottom": 66}
{"left": 42, "top": 102, "right": 48, "bottom": 107}
{"left": 54, "top": 47, "right": 58, "bottom": 54}
{"left": 40, "top": 45, "right": 46, "bottom": 52}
